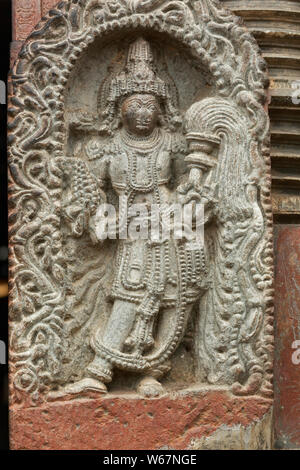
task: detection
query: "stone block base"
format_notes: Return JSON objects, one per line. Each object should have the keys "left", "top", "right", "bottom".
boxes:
{"left": 10, "top": 388, "right": 273, "bottom": 450}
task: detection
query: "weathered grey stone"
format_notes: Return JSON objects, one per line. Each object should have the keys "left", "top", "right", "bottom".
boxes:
{"left": 8, "top": 0, "right": 274, "bottom": 408}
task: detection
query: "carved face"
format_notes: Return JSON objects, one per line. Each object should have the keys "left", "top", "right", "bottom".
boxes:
{"left": 121, "top": 94, "right": 160, "bottom": 136}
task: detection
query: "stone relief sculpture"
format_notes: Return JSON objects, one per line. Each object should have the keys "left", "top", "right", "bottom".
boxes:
{"left": 8, "top": 0, "right": 274, "bottom": 406}
{"left": 57, "top": 36, "right": 218, "bottom": 398}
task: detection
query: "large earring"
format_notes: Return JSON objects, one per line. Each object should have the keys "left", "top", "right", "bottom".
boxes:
{"left": 157, "top": 110, "right": 166, "bottom": 129}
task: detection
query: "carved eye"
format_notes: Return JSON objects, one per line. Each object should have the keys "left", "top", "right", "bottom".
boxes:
{"left": 128, "top": 102, "right": 139, "bottom": 112}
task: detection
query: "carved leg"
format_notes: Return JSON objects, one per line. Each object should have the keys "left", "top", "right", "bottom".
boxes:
{"left": 87, "top": 355, "right": 113, "bottom": 383}
{"left": 50, "top": 300, "right": 138, "bottom": 398}
{"left": 88, "top": 299, "right": 138, "bottom": 380}
{"left": 101, "top": 299, "right": 138, "bottom": 349}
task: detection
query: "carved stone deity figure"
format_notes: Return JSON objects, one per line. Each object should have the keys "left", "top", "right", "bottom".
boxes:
{"left": 57, "top": 37, "right": 214, "bottom": 398}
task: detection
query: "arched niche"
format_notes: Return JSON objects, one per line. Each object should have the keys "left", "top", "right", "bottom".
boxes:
{"left": 8, "top": 0, "right": 273, "bottom": 406}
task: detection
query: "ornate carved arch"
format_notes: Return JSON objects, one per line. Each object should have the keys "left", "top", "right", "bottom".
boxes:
{"left": 8, "top": 0, "right": 274, "bottom": 405}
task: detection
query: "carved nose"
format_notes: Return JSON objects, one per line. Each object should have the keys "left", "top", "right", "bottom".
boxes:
{"left": 140, "top": 109, "right": 151, "bottom": 118}
{"left": 136, "top": 109, "right": 149, "bottom": 121}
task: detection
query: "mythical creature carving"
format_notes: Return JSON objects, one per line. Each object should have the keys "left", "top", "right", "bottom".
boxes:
{"left": 8, "top": 0, "right": 274, "bottom": 406}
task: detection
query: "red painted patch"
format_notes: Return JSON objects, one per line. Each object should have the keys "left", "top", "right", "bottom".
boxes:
{"left": 10, "top": 390, "right": 271, "bottom": 450}
{"left": 12, "top": 0, "right": 41, "bottom": 41}
{"left": 41, "top": 0, "right": 59, "bottom": 17}
{"left": 274, "top": 226, "right": 300, "bottom": 449}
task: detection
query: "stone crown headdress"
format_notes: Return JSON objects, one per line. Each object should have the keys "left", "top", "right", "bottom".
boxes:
{"left": 109, "top": 37, "right": 167, "bottom": 101}
{"left": 99, "top": 37, "right": 180, "bottom": 133}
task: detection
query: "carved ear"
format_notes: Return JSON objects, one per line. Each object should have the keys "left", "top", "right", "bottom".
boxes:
{"left": 74, "top": 142, "right": 82, "bottom": 156}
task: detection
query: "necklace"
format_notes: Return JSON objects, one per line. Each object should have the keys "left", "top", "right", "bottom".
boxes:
{"left": 120, "top": 128, "right": 161, "bottom": 151}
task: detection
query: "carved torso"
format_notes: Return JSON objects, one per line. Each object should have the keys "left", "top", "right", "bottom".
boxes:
{"left": 92, "top": 129, "right": 173, "bottom": 200}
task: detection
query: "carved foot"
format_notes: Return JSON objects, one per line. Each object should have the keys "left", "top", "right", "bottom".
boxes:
{"left": 137, "top": 376, "right": 165, "bottom": 398}
{"left": 48, "top": 378, "right": 107, "bottom": 400}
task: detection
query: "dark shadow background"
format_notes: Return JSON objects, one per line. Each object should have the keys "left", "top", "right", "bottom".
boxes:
{"left": 0, "top": 0, "right": 10, "bottom": 451}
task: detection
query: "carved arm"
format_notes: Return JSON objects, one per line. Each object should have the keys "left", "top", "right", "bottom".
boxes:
{"left": 177, "top": 132, "right": 220, "bottom": 226}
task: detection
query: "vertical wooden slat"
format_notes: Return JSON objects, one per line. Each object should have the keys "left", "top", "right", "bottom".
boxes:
{"left": 273, "top": 225, "right": 300, "bottom": 449}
